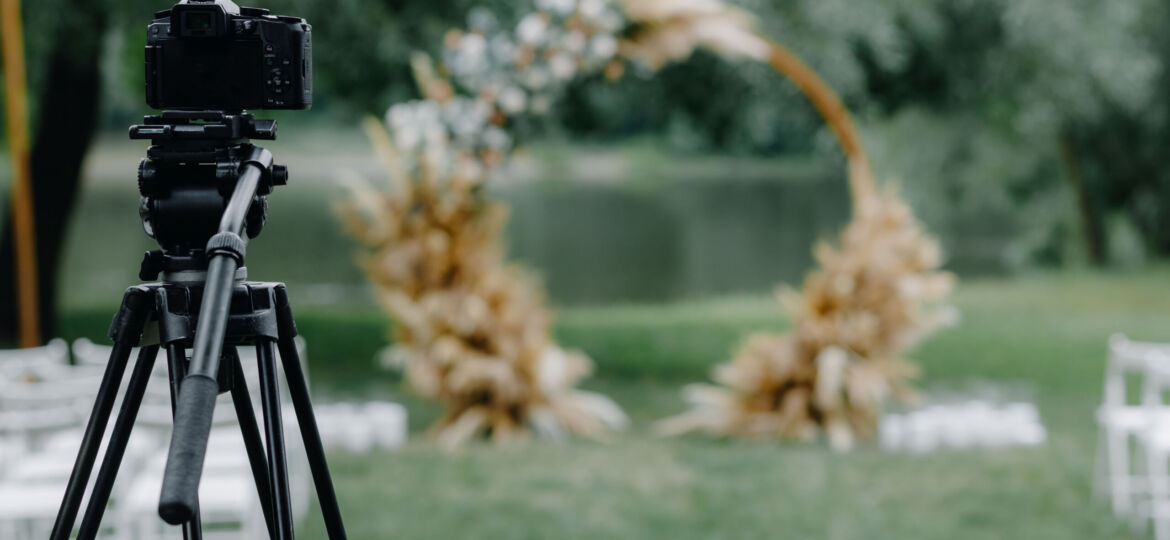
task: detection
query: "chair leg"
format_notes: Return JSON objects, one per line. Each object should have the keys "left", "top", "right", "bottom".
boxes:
{"left": 1109, "top": 430, "right": 1134, "bottom": 516}
{"left": 1147, "top": 443, "right": 1169, "bottom": 540}
{"left": 1133, "top": 437, "right": 1156, "bottom": 534}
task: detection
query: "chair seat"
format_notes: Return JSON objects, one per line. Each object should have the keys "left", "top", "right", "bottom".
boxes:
{"left": 7, "top": 451, "right": 77, "bottom": 483}
{"left": 1097, "top": 406, "right": 1170, "bottom": 433}
{"left": 0, "top": 483, "right": 70, "bottom": 520}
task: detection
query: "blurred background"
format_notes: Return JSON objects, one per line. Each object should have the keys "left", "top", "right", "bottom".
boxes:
{"left": 2, "top": 0, "right": 1170, "bottom": 538}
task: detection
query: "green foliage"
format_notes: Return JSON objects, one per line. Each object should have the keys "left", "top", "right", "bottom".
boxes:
{"left": 18, "top": 0, "right": 1170, "bottom": 269}
{"left": 834, "top": 0, "right": 1167, "bottom": 266}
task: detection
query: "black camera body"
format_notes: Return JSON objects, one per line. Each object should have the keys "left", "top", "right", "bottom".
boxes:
{"left": 145, "top": 0, "right": 312, "bottom": 111}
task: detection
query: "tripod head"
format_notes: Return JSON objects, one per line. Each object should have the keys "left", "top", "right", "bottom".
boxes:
{"left": 131, "top": 111, "right": 288, "bottom": 283}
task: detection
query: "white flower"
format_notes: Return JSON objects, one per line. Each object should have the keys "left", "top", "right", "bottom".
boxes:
{"left": 564, "top": 30, "right": 588, "bottom": 54}
{"left": 394, "top": 127, "right": 421, "bottom": 152}
{"left": 414, "top": 100, "right": 443, "bottom": 128}
{"left": 517, "top": 13, "right": 549, "bottom": 45}
{"left": 498, "top": 86, "right": 528, "bottom": 115}
{"left": 523, "top": 66, "right": 552, "bottom": 90}
{"left": 445, "top": 98, "right": 488, "bottom": 140}
{"left": 590, "top": 34, "right": 618, "bottom": 60}
{"left": 467, "top": 7, "right": 498, "bottom": 32}
{"left": 579, "top": 0, "right": 608, "bottom": 19}
{"left": 386, "top": 103, "right": 413, "bottom": 131}
{"left": 489, "top": 35, "right": 516, "bottom": 65}
{"left": 482, "top": 126, "right": 512, "bottom": 150}
{"left": 451, "top": 33, "right": 488, "bottom": 76}
{"left": 530, "top": 94, "right": 552, "bottom": 115}
{"left": 423, "top": 123, "right": 448, "bottom": 150}
{"left": 537, "top": 0, "right": 577, "bottom": 16}
{"left": 549, "top": 53, "right": 578, "bottom": 80}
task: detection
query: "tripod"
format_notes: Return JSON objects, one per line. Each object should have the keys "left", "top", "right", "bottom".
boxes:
{"left": 49, "top": 111, "right": 347, "bottom": 539}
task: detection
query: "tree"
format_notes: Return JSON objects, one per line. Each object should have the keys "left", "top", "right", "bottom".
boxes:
{"left": 840, "top": 0, "right": 1161, "bottom": 266}
{"left": 0, "top": 0, "right": 109, "bottom": 344}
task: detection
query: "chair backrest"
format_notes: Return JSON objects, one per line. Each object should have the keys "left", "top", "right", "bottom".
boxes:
{"left": 73, "top": 338, "right": 170, "bottom": 377}
{"left": 1142, "top": 350, "right": 1170, "bottom": 409}
{"left": 0, "top": 373, "right": 104, "bottom": 411}
{"left": 1105, "top": 333, "right": 1170, "bottom": 408}
{"left": 0, "top": 339, "right": 70, "bottom": 376}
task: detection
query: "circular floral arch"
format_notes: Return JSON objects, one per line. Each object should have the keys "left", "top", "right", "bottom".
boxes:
{"left": 341, "top": 0, "right": 955, "bottom": 450}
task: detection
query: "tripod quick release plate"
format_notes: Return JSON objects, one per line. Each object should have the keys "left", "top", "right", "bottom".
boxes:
{"left": 130, "top": 111, "right": 276, "bottom": 143}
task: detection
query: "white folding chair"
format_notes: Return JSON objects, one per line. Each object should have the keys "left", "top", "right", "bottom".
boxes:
{"left": 0, "top": 482, "right": 76, "bottom": 540}
{"left": 364, "top": 401, "right": 409, "bottom": 451}
{"left": 1093, "top": 333, "right": 1170, "bottom": 517}
{"left": 119, "top": 430, "right": 265, "bottom": 540}
{"left": 0, "top": 339, "right": 69, "bottom": 372}
{"left": 1137, "top": 352, "right": 1170, "bottom": 540}
{"left": 72, "top": 339, "right": 173, "bottom": 403}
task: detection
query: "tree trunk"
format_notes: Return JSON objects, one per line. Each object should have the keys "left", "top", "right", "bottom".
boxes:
{"left": 0, "top": 4, "right": 107, "bottom": 344}
{"left": 1057, "top": 130, "right": 1105, "bottom": 266}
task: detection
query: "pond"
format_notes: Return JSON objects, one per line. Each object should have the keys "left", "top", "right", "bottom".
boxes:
{"left": 55, "top": 135, "right": 994, "bottom": 310}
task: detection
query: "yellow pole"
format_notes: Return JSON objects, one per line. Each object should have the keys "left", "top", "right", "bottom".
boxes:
{"left": 1, "top": 0, "right": 43, "bottom": 347}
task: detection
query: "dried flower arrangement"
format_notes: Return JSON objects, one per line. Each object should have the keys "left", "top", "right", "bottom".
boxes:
{"left": 341, "top": 0, "right": 955, "bottom": 449}
{"left": 621, "top": 2, "right": 959, "bottom": 449}
{"left": 655, "top": 181, "right": 958, "bottom": 450}
{"left": 339, "top": 114, "right": 628, "bottom": 449}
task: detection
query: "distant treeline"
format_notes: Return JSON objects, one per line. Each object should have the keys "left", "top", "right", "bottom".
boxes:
{"left": 13, "top": 0, "right": 1170, "bottom": 268}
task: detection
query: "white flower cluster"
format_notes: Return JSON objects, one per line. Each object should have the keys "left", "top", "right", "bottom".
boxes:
{"left": 446, "top": 1, "right": 624, "bottom": 101}
{"left": 385, "top": 97, "right": 511, "bottom": 171}
{"left": 383, "top": 0, "right": 629, "bottom": 174}
{"left": 879, "top": 400, "right": 1047, "bottom": 454}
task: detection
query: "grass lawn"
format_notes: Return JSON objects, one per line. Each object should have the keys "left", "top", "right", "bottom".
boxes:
{"left": 60, "top": 270, "right": 1170, "bottom": 538}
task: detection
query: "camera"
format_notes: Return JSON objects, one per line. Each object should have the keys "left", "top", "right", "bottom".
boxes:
{"left": 145, "top": 0, "right": 312, "bottom": 111}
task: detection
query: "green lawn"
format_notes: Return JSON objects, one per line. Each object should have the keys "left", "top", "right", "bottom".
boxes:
{"left": 61, "top": 270, "right": 1170, "bottom": 538}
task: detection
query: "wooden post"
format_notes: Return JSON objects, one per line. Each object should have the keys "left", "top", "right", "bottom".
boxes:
{"left": 1, "top": 0, "right": 43, "bottom": 347}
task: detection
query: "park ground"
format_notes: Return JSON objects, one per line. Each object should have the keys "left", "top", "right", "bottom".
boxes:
{"left": 58, "top": 269, "right": 1170, "bottom": 539}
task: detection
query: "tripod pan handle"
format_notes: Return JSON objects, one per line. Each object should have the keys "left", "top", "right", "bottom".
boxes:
{"left": 158, "top": 374, "right": 219, "bottom": 524}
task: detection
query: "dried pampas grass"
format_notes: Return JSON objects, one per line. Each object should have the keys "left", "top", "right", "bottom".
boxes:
{"left": 339, "top": 118, "right": 626, "bottom": 449}
{"left": 617, "top": 0, "right": 772, "bottom": 67}
{"left": 657, "top": 179, "right": 957, "bottom": 450}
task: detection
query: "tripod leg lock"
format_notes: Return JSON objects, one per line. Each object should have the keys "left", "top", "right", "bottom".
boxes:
{"left": 108, "top": 286, "right": 156, "bottom": 344}
{"left": 206, "top": 232, "right": 247, "bottom": 264}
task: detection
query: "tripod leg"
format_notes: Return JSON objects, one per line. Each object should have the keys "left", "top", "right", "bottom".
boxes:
{"left": 257, "top": 339, "right": 295, "bottom": 539}
{"left": 166, "top": 343, "right": 204, "bottom": 540}
{"left": 76, "top": 344, "right": 159, "bottom": 539}
{"left": 51, "top": 287, "right": 153, "bottom": 540}
{"left": 227, "top": 347, "right": 277, "bottom": 538}
{"left": 275, "top": 292, "right": 348, "bottom": 540}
